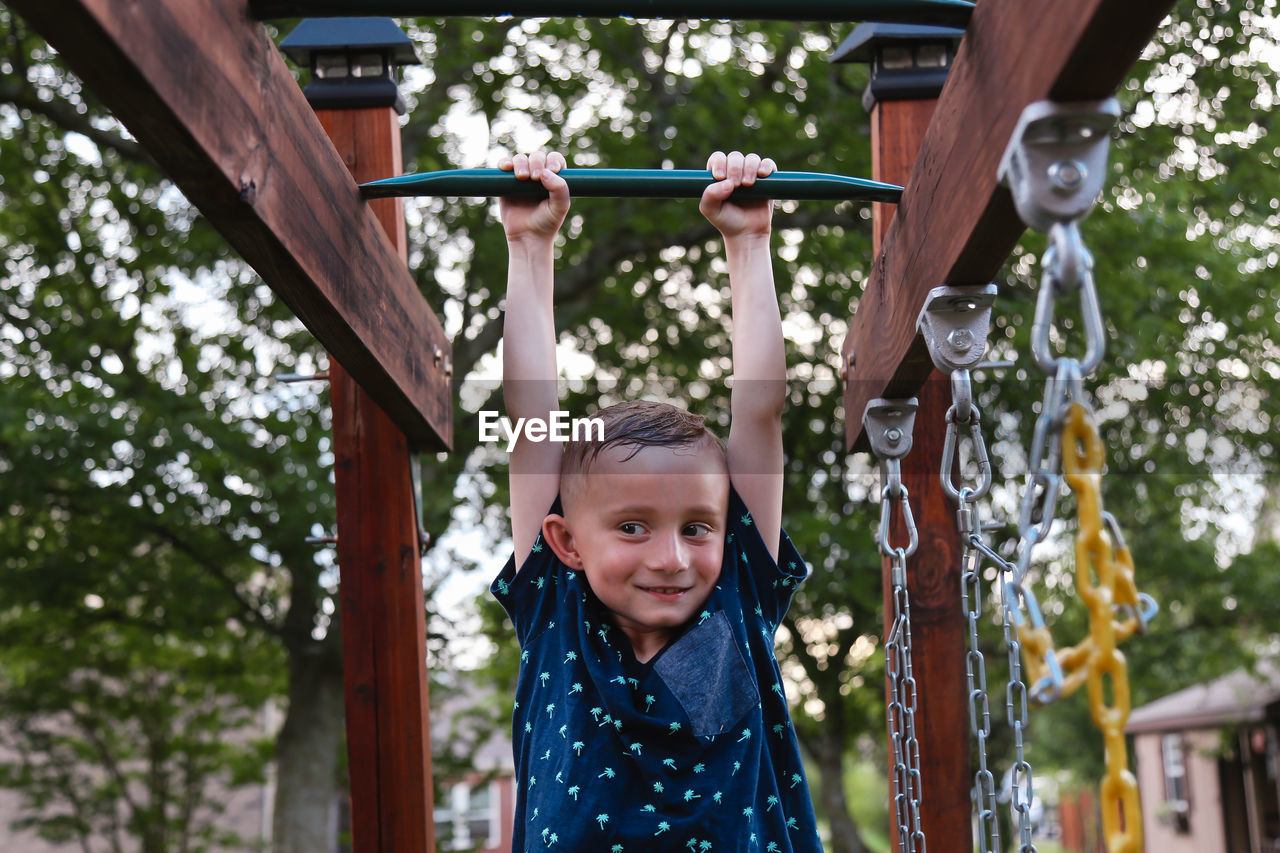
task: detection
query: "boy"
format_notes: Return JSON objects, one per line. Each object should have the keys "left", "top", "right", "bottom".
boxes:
{"left": 491, "top": 150, "right": 821, "bottom": 851}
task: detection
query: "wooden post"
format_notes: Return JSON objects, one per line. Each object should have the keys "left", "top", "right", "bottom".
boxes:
{"left": 862, "top": 43, "right": 969, "bottom": 850}
{"left": 317, "top": 95, "right": 436, "bottom": 853}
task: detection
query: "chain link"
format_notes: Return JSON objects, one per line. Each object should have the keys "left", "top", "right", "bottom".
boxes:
{"left": 875, "top": 458, "right": 926, "bottom": 853}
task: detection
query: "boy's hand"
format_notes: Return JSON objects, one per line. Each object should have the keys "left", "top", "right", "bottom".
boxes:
{"left": 499, "top": 151, "right": 570, "bottom": 244}
{"left": 699, "top": 150, "right": 777, "bottom": 240}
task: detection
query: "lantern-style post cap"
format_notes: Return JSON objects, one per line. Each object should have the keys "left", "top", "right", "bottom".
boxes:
{"left": 831, "top": 23, "right": 964, "bottom": 111}
{"left": 280, "top": 17, "right": 419, "bottom": 112}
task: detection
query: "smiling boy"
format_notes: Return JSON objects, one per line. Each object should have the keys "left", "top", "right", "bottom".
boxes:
{"left": 490, "top": 150, "right": 822, "bottom": 851}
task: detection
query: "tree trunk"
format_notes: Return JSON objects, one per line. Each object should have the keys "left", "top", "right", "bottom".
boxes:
{"left": 273, "top": 639, "right": 345, "bottom": 853}
{"left": 811, "top": 740, "right": 871, "bottom": 853}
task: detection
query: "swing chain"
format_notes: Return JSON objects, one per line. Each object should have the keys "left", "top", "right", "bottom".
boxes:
{"left": 919, "top": 285, "right": 1037, "bottom": 853}
{"left": 965, "top": 533, "right": 1044, "bottom": 853}
{"left": 935, "top": 337, "right": 997, "bottom": 853}
{"left": 865, "top": 398, "right": 927, "bottom": 853}
{"left": 921, "top": 286, "right": 1029, "bottom": 850}
{"left": 999, "top": 98, "right": 1157, "bottom": 853}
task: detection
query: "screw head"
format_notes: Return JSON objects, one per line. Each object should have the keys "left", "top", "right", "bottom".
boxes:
{"left": 1048, "top": 159, "right": 1086, "bottom": 192}
{"left": 948, "top": 328, "right": 976, "bottom": 353}
{"left": 885, "top": 427, "right": 903, "bottom": 445}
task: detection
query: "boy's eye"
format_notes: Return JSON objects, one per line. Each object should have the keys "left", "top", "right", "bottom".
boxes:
{"left": 683, "top": 523, "right": 713, "bottom": 537}
{"left": 619, "top": 522, "right": 643, "bottom": 535}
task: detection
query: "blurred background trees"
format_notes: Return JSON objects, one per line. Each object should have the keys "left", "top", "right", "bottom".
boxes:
{"left": 1, "top": 0, "right": 1277, "bottom": 849}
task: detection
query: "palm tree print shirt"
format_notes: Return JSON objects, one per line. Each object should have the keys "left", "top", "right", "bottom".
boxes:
{"left": 491, "top": 487, "right": 822, "bottom": 852}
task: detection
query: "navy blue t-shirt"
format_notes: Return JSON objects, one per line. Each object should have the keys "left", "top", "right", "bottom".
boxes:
{"left": 491, "top": 487, "right": 822, "bottom": 852}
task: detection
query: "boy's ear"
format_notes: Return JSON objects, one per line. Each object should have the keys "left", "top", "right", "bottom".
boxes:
{"left": 541, "top": 514, "right": 583, "bottom": 570}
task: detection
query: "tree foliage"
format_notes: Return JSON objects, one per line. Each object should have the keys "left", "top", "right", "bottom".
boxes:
{"left": 1, "top": 0, "right": 1278, "bottom": 851}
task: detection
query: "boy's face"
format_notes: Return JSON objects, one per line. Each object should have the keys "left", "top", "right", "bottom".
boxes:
{"left": 550, "top": 443, "right": 729, "bottom": 659}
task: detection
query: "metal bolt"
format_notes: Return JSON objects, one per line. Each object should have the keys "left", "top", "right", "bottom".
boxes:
{"left": 1048, "top": 159, "right": 1086, "bottom": 192}
{"left": 948, "top": 328, "right": 975, "bottom": 353}
{"left": 885, "top": 427, "right": 903, "bottom": 445}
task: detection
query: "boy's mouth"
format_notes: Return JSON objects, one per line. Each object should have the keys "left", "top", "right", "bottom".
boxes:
{"left": 638, "top": 585, "right": 690, "bottom": 599}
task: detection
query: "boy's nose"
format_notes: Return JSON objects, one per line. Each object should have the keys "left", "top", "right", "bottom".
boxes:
{"left": 646, "top": 532, "right": 689, "bottom": 572}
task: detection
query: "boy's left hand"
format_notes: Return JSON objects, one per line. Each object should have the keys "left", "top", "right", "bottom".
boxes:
{"left": 699, "top": 150, "right": 777, "bottom": 240}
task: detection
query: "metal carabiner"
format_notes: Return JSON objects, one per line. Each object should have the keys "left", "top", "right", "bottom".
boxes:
{"left": 1031, "top": 222, "right": 1106, "bottom": 375}
{"left": 879, "top": 484, "right": 919, "bottom": 559}
{"left": 942, "top": 403, "right": 993, "bottom": 503}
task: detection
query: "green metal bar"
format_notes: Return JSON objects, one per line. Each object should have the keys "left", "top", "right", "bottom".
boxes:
{"left": 360, "top": 168, "right": 903, "bottom": 202}
{"left": 252, "top": 0, "right": 974, "bottom": 27}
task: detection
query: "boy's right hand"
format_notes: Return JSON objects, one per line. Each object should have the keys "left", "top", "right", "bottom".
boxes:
{"left": 498, "top": 151, "right": 570, "bottom": 244}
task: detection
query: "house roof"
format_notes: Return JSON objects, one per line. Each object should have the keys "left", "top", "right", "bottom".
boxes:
{"left": 1126, "top": 660, "right": 1280, "bottom": 734}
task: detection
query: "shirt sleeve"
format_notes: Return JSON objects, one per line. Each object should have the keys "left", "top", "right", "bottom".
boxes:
{"left": 726, "top": 486, "right": 808, "bottom": 629}
{"left": 490, "top": 497, "right": 569, "bottom": 649}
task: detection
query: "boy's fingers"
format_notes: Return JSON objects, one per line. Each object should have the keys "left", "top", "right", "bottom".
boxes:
{"left": 529, "top": 150, "right": 547, "bottom": 179}
{"left": 742, "top": 153, "right": 761, "bottom": 186}
{"left": 698, "top": 178, "right": 734, "bottom": 218}
{"left": 512, "top": 153, "right": 530, "bottom": 180}
{"left": 726, "top": 150, "right": 745, "bottom": 185}
{"left": 498, "top": 156, "right": 514, "bottom": 171}
{"left": 761, "top": 157, "right": 777, "bottom": 177}
{"left": 707, "top": 150, "right": 727, "bottom": 180}
{"left": 541, "top": 166, "right": 569, "bottom": 198}
{"left": 548, "top": 151, "right": 567, "bottom": 172}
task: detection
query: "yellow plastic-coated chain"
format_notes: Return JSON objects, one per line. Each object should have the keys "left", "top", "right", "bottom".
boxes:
{"left": 1016, "top": 620, "right": 1058, "bottom": 693}
{"left": 1062, "top": 403, "right": 1142, "bottom": 853}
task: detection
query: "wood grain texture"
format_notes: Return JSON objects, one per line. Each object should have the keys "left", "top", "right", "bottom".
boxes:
{"left": 871, "top": 96, "right": 970, "bottom": 852}
{"left": 324, "top": 107, "right": 435, "bottom": 853}
{"left": 10, "top": 0, "right": 452, "bottom": 449}
{"left": 843, "top": 0, "right": 1176, "bottom": 450}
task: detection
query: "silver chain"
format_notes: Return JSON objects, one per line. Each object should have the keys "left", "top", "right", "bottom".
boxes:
{"left": 876, "top": 453, "right": 926, "bottom": 853}
{"left": 937, "top": 367, "right": 1003, "bottom": 853}
{"left": 922, "top": 279, "right": 1043, "bottom": 853}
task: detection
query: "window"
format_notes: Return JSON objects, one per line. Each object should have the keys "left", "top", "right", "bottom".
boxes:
{"left": 434, "top": 781, "right": 499, "bottom": 851}
{"left": 1161, "top": 734, "right": 1191, "bottom": 833}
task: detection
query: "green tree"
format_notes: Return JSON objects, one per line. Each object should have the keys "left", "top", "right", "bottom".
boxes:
{"left": 0, "top": 8, "right": 336, "bottom": 850}
{"left": 4, "top": 2, "right": 1279, "bottom": 852}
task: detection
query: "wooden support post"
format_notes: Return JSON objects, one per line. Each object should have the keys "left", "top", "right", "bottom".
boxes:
{"left": 871, "top": 93, "right": 970, "bottom": 850}
{"left": 319, "top": 106, "right": 436, "bottom": 853}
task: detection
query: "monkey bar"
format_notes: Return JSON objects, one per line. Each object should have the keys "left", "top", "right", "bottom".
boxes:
{"left": 360, "top": 168, "right": 902, "bottom": 201}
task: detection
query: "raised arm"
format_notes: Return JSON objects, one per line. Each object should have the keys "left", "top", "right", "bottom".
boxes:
{"left": 502, "top": 151, "right": 570, "bottom": 565}
{"left": 699, "top": 151, "right": 786, "bottom": 560}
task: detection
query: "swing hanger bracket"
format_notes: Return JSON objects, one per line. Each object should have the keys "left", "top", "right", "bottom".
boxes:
{"left": 917, "top": 283, "right": 998, "bottom": 374}
{"left": 862, "top": 397, "right": 919, "bottom": 462}
{"left": 998, "top": 98, "right": 1121, "bottom": 232}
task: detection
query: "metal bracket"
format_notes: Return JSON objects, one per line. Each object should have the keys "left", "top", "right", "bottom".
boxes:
{"left": 998, "top": 98, "right": 1121, "bottom": 232}
{"left": 410, "top": 454, "right": 431, "bottom": 556}
{"left": 916, "top": 283, "right": 998, "bottom": 374}
{"left": 862, "top": 397, "right": 919, "bottom": 460}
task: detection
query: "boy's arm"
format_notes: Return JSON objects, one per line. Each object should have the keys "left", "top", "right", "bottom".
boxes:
{"left": 700, "top": 151, "right": 786, "bottom": 561}
{"left": 502, "top": 151, "right": 571, "bottom": 566}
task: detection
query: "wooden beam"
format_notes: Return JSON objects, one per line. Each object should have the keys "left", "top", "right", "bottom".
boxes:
{"left": 10, "top": 0, "right": 453, "bottom": 450}
{"left": 322, "top": 107, "right": 436, "bottom": 853}
{"left": 842, "top": 0, "right": 1176, "bottom": 450}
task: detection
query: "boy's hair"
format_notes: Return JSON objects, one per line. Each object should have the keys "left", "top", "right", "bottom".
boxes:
{"left": 559, "top": 400, "right": 725, "bottom": 512}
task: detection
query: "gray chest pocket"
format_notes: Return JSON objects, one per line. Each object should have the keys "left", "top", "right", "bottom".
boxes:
{"left": 654, "top": 611, "right": 760, "bottom": 737}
